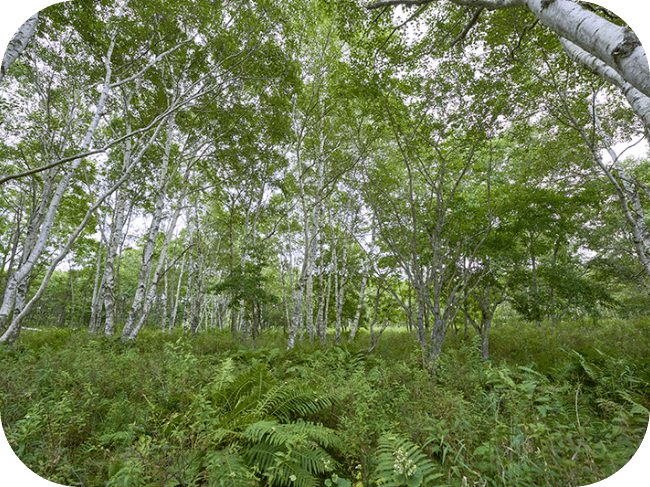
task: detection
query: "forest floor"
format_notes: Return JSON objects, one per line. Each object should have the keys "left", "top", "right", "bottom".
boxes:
{"left": 1, "top": 318, "right": 649, "bottom": 487}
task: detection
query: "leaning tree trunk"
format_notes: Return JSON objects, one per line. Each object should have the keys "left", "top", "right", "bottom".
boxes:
{"left": 87, "top": 239, "right": 105, "bottom": 333}
{"left": 0, "top": 29, "right": 117, "bottom": 343}
{"left": 367, "top": 0, "right": 650, "bottom": 98}
{"left": 168, "top": 254, "right": 185, "bottom": 333}
{"left": 126, "top": 163, "right": 189, "bottom": 340}
{"left": 121, "top": 115, "right": 175, "bottom": 342}
{"left": 0, "top": 13, "right": 38, "bottom": 84}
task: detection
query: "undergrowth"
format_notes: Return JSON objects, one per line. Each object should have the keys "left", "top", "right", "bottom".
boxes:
{"left": 1, "top": 319, "right": 648, "bottom": 486}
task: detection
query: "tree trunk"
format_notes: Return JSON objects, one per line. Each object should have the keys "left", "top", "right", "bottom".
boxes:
{"left": 0, "top": 13, "right": 38, "bottom": 84}
{"left": 315, "top": 242, "right": 326, "bottom": 344}
{"left": 88, "top": 239, "right": 105, "bottom": 333}
{"left": 169, "top": 255, "right": 185, "bottom": 333}
{"left": 126, "top": 162, "right": 189, "bottom": 341}
{"left": 0, "top": 30, "right": 118, "bottom": 343}
{"left": 559, "top": 37, "right": 650, "bottom": 133}
{"left": 121, "top": 115, "right": 175, "bottom": 341}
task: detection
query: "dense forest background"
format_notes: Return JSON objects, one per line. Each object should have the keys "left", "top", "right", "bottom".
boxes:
{"left": 1, "top": 1, "right": 649, "bottom": 486}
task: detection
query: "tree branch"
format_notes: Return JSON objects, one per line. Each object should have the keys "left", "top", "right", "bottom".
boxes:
{"left": 366, "top": 0, "right": 436, "bottom": 9}
{"left": 450, "top": 7, "right": 484, "bottom": 48}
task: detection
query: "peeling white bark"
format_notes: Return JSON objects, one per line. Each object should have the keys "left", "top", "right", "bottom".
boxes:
{"left": 0, "top": 33, "right": 116, "bottom": 337}
{"left": 350, "top": 227, "right": 375, "bottom": 341}
{"left": 127, "top": 164, "right": 190, "bottom": 341}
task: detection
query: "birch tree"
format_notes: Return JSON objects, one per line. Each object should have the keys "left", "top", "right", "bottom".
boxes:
{"left": 0, "top": 4, "right": 123, "bottom": 335}
{"left": 120, "top": 115, "right": 176, "bottom": 341}
{"left": 0, "top": 0, "right": 208, "bottom": 340}
{"left": 285, "top": 17, "right": 338, "bottom": 350}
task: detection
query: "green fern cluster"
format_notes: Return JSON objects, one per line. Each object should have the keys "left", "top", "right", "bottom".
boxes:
{"left": 181, "top": 359, "right": 341, "bottom": 486}
{"left": 553, "top": 349, "right": 650, "bottom": 414}
{"left": 243, "top": 419, "right": 340, "bottom": 487}
{"left": 370, "top": 434, "right": 441, "bottom": 487}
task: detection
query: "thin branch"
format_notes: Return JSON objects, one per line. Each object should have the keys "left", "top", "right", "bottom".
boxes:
{"left": 506, "top": 18, "right": 539, "bottom": 60}
{"left": 378, "top": 4, "right": 430, "bottom": 52}
{"left": 366, "top": 0, "right": 435, "bottom": 9}
{"left": 450, "top": 7, "right": 484, "bottom": 48}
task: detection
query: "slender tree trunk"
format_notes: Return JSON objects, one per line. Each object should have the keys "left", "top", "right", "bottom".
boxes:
{"left": 102, "top": 191, "right": 128, "bottom": 337}
{"left": 88, "top": 239, "right": 105, "bottom": 333}
{"left": 121, "top": 115, "right": 175, "bottom": 341}
{"left": 322, "top": 258, "right": 333, "bottom": 344}
{"left": 367, "top": 0, "right": 650, "bottom": 98}
{"left": 315, "top": 240, "right": 326, "bottom": 345}
{"left": 0, "top": 31, "right": 118, "bottom": 342}
{"left": 305, "top": 273, "right": 315, "bottom": 343}
{"left": 127, "top": 163, "right": 189, "bottom": 340}
{"left": 162, "top": 262, "right": 169, "bottom": 332}
{"left": 280, "top": 256, "right": 291, "bottom": 337}
{"left": 168, "top": 255, "right": 185, "bottom": 333}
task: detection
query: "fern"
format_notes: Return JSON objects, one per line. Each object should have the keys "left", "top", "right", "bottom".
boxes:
{"left": 254, "top": 382, "right": 334, "bottom": 422}
{"left": 209, "top": 364, "right": 274, "bottom": 413}
{"left": 243, "top": 419, "right": 341, "bottom": 451}
{"left": 213, "top": 357, "right": 237, "bottom": 391}
{"left": 243, "top": 427, "right": 334, "bottom": 487}
{"left": 370, "top": 434, "right": 442, "bottom": 487}
{"left": 189, "top": 363, "right": 341, "bottom": 486}
{"left": 204, "top": 449, "right": 254, "bottom": 487}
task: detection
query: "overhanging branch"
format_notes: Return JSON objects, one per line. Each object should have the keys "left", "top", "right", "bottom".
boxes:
{"left": 366, "top": 0, "right": 436, "bottom": 10}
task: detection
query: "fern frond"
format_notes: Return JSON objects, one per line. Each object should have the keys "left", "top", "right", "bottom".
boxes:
{"left": 371, "top": 434, "right": 442, "bottom": 487}
{"left": 210, "top": 365, "right": 269, "bottom": 407}
{"left": 249, "top": 445, "right": 321, "bottom": 487}
{"left": 242, "top": 420, "right": 339, "bottom": 486}
{"left": 212, "top": 357, "right": 237, "bottom": 391}
{"left": 204, "top": 449, "right": 253, "bottom": 487}
{"left": 243, "top": 419, "right": 340, "bottom": 450}
{"left": 243, "top": 441, "right": 281, "bottom": 472}
{"left": 243, "top": 419, "right": 299, "bottom": 447}
{"left": 255, "top": 382, "right": 333, "bottom": 422}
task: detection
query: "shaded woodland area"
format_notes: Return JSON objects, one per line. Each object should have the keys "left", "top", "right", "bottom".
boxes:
{"left": 1, "top": 1, "right": 649, "bottom": 486}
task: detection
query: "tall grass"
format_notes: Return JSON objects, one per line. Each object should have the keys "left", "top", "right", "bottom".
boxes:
{"left": 1, "top": 318, "right": 648, "bottom": 486}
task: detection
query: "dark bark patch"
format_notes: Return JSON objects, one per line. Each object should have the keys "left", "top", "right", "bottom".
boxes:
{"left": 612, "top": 28, "right": 642, "bottom": 63}
{"left": 540, "top": 0, "right": 556, "bottom": 10}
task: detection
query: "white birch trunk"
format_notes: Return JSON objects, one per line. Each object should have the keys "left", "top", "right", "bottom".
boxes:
{"left": 305, "top": 273, "right": 315, "bottom": 342}
{"left": 0, "top": 122, "right": 157, "bottom": 343}
{"left": 286, "top": 158, "right": 323, "bottom": 349}
{"left": 315, "top": 238, "right": 326, "bottom": 344}
{"left": 168, "top": 254, "right": 185, "bottom": 333}
{"left": 162, "top": 260, "right": 169, "bottom": 332}
{"left": 88, "top": 239, "right": 105, "bottom": 333}
{"left": 0, "top": 32, "right": 117, "bottom": 338}
{"left": 280, "top": 256, "right": 291, "bottom": 336}
{"left": 593, "top": 111, "right": 650, "bottom": 289}
{"left": 127, "top": 162, "right": 189, "bottom": 340}
{"left": 0, "top": 13, "right": 38, "bottom": 84}
{"left": 120, "top": 115, "right": 175, "bottom": 341}
{"left": 331, "top": 219, "right": 340, "bottom": 345}
{"left": 350, "top": 224, "right": 375, "bottom": 341}
{"left": 559, "top": 37, "right": 650, "bottom": 132}
{"left": 102, "top": 191, "right": 128, "bottom": 337}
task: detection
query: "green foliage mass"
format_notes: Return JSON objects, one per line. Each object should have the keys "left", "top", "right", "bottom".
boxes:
{"left": 1, "top": 320, "right": 649, "bottom": 486}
